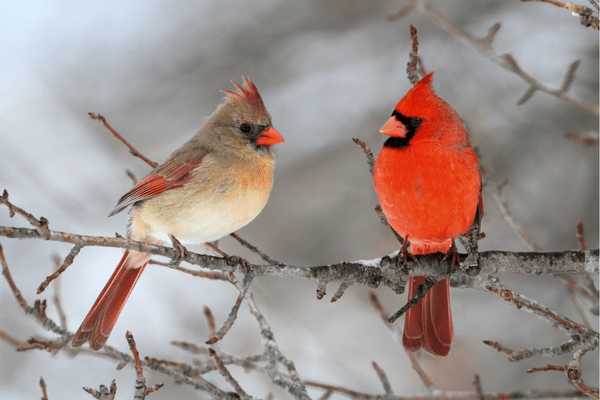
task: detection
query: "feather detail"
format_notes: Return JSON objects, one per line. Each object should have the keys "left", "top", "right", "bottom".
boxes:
{"left": 221, "top": 77, "right": 271, "bottom": 122}
{"left": 401, "top": 242, "right": 453, "bottom": 357}
{"left": 71, "top": 250, "right": 151, "bottom": 350}
{"left": 108, "top": 158, "right": 205, "bottom": 217}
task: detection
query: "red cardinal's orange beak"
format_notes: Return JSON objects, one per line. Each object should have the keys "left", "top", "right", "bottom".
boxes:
{"left": 256, "top": 126, "right": 284, "bottom": 146}
{"left": 380, "top": 116, "right": 408, "bottom": 138}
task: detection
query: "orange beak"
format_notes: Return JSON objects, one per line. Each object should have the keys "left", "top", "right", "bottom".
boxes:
{"left": 256, "top": 126, "right": 284, "bottom": 146}
{"left": 380, "top": 116, "right": 408, "bottom": 138}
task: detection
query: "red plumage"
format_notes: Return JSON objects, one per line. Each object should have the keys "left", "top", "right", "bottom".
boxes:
{"left": 373, "top": 72, "right": 482, "bottom": 356}
{"left": 71, "top": 250, "right": 150, "bottom": 350}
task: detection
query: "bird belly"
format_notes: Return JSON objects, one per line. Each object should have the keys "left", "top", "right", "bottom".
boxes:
{"left": 373, "top": 145, "right": 480, "bottom": 247}
{"left": 129, "top": 178, "right": 272, "bottom": 244}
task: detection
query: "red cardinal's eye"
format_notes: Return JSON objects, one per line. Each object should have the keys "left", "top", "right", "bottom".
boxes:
{"left": 411, "top": 117, "right": 422, "bottom": 127}
{"left": 240, "top": 123, "right": 251, "bottom": 133}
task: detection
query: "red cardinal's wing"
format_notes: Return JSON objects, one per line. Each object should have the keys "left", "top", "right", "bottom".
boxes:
{"left": 108, "top": 144, "right": 209, "bottom": 217}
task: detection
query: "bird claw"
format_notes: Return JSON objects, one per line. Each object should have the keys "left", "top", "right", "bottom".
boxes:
{"left": 440, "top": 240, "right": 459, "bottom": 273}
{"left": 169, "top": 234, "right": 189, "bottom": 267}
{"left": 397, "top": 237, "right": 419, "bottom": 268}
{"left": 235, "top": 256, "right": 250, "bottom": 273}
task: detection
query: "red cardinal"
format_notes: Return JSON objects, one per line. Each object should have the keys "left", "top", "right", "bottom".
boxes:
{"left": 373, "top": 72, "right": 482, "bottom": 356}
{"left": 71, "top": 77, "right": 284, "bottom": 350}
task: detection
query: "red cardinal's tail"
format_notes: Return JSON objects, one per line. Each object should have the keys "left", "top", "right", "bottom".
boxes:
{"left": 71, "top": 250, "right": 151, "bottom": 350}
{"left": 402, "top": 242, "right": 453, "bottom": 356}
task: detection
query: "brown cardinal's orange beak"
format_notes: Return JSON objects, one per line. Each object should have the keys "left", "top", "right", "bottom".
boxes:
{"left": 256, "top": 126, "right": 284, "bottom": 146}
{"left": 380, "top": 116, "right": 408, "bottom": 138}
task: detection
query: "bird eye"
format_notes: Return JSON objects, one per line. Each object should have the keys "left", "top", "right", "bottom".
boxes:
{"left": 240, "top": 123, "right": 252, "bottom": 133}
{"left": 411, "top": 117, "right": 422, "bottom": 127}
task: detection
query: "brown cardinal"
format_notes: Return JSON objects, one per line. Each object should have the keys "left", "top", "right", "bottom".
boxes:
{"left": 71, "top": 77, "right": 284, "bottom": 350}
{"left": 373, "top": 72, "right": 482, "bottom": 356}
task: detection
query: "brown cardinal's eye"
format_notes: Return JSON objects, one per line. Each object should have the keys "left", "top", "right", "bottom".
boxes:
{"left": 411, "top": 117, "right": 422, "bottom": 127}
{"left": 240, "top": 123, "right": 251, "bottom": 133}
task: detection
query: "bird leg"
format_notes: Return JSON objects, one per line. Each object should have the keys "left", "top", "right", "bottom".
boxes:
{"left": 169, "top": 234, "right": 189, "bottom": 267}
{"left": 397, "top": 235, "right": 419, "bottom": 267}
{"left": 440, "top": 239, "right": 459, "bottom": 274}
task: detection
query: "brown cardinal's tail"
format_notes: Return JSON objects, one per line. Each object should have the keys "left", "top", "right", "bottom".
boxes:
{"left": 71, "top": 250, "right": 151, "bottom": 350}
{"left": 402, "top": 242, "right": 453, "bottom": 357}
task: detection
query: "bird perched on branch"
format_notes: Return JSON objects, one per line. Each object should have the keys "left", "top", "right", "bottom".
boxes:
{"left": 71, "top": 77, "right": 284, "bottom": 350}
{"left": 373, "top": 72, "right": 482, "bottom": 356}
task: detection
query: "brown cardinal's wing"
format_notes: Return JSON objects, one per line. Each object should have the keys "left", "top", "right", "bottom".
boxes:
{"left": 108, "top": 144, "right": 209, "bottom": 217}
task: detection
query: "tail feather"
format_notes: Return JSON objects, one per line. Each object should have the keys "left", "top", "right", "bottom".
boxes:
{"left": 71, "top": 250, "right": 151, "bottom": 350}
{"left": 402, "top": 276, "right": 425, "bottom": 351}
{"left": 402, "top": 242, "right": 454, "bottom": 356}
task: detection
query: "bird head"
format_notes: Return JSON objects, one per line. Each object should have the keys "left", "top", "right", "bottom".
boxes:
{"left": 220, "top": 77, "right": 284, "bottom": 148}
{"left": 380, "top": 72, "right": 465, "bottom": 147}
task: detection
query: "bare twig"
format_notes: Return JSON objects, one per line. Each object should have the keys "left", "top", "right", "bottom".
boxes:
{"left": 83, "top": 380, "right": 117, "bottom": 400}
{"left": 37, "top": 244, "right": 83, "bottom": 294}
{"left": 473, "top": 375, "right": 484, "bottom": 400}
{"left": 40, "top": 377, "right": 49, "bottom": 400}
{"left": 372, "top": 362, "right": 393, "bottom": 395}
{"left": 486, "top": 181, "right": 541, "bottom": 251}
{"left": 50, "top": 254, "right": 68, "bottom": 329}
{"left": 206, "top": 272, "right": 255, "bottom": 344}
{"left": 89, "top": 112, "right": 158, "bottom": 169}
{"left": 208, "top": 348, "right": 250, "bottom": 399}
{"left": 407, "top": 353, "right": 436, "bottom": 393}
{"left": 204, "top": 305, "right": 217, "bottom": 338}
{"left": 565, "top": 132, "right": 600, "bottom": 146}
{"left": 0, "top": 244, "right": 28, "bottom": 311}
{"left": 0, "top": 190, "right": 49, "bottom": 236}
{"left": 127, "top": 331, "right": 165, "bottom": 399}
{"left": 406, "top": 24, "right": 420, "bottom": 85}
{"left": 331, "top": 282, "right": 350, "bottom": 302}
{"left": 352, "top": 138, "right": 375, "bottom": 176}
{"left": 229, "top": 232, "right": 281, "bottom": 266}
{"left": 388, "top": 276, "right": 438, "bottom": 323}
{"left": 390, "top": 1, "right": 599, "bottom": 114}
{"left": 521, "top": 0, "right": 599, "bottom": 29}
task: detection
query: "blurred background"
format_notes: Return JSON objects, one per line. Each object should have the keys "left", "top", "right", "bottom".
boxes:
{"left": 0, "top": 1, "right": 598, "bottom": 399}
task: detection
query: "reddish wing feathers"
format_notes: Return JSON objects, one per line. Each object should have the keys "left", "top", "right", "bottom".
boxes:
{"left": 108, "top": 159, "right": 202, "bottom": 217}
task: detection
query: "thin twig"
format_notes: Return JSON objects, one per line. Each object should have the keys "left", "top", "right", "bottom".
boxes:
{"left": 40, "top": 377, "right": 49, "bottom": 400}
{"left": 352, "top": 138, "right": 375, "bottom": 175}
{"left": 406, "top": 24, "right": 420, "bottom": 85}
{"left": 0, "top": 243, "right": 28, "bottom": 311}
{"left": 204, "top": 305, "right": 217, "bottom": 338}
{"left": 229, "top": 232, "right": 281, "bottom": 266}
{"left": 521, "top": 0, "right": 599, "bottom": 29}
{"left": 82, "top": 380, "right": 117, "bottom": 400}
{"left": 388, "top": 276, "right": 438, "bottom": 323}
{"left": 487, "top": 181, "right": 541, "bottom": 251}
{"left": 390, "top": 1, "right": 599, "bottom": 114}
{"left": 50, "top": 254, "right": 68, "bottom": 329}
{"left": 331, "top": 282, "right": 350, "bottom": 302}
{"left": 206, "top": 272, "right": 255, "bottom": 344}
{"left": 372, "top": 361, "right": 393, "bottom": 395}
{"left": 209, "top": 348, "right": 250, "bottom": 399}
{"left": 89, "top": 112, "right": 158, "bottom": 169}
{"left": 37, "top": 244, "right": 83, "bottom": 294}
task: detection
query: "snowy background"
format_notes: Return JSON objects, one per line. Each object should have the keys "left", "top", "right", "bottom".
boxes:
{"left": 0, "top": 1, "right": 598, "bottom": 399}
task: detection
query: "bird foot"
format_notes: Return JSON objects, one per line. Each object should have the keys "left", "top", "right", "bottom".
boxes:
{"left": 397, "top": 237, "right": 419, "bottom": 268}
{"left": 232, "top": 256, "right": 250, "bottom": 273}
{"left": 440, "top": 240, "right": 459, "bottom": 273}
{"left": 169, "top": 234, "right": 189, "bottom": 267}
